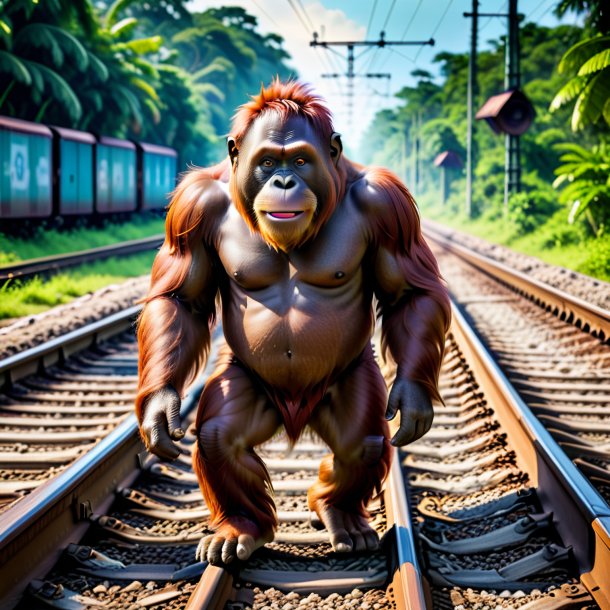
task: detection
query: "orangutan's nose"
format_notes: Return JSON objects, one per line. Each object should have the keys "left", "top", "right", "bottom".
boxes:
{"left": 273, "top": 174, "right": 296, "bottom": 190}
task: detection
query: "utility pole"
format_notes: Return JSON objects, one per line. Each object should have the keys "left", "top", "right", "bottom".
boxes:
{"left": 469, "top": 1, "right": 524, "bottom": 214}
{"left": 464, "top": 0, "right": 479, "bottom": 218}
{"left": 311, "top": 32, "right": 434, "bottom": 125}
{"left": 505, "top": 0, "right": 521, "bottom": 210}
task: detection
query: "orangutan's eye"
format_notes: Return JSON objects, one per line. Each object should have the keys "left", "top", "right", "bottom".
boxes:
{"left": 262, "top": 159, "right": 274, "bottom": 168}
{"left": 295, "top": 158, "right": 306, "bottom": 167}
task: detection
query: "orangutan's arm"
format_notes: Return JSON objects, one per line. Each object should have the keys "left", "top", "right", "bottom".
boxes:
{"left": 135, "top": 171, "right": 226, "bottom": 459}
{"left": 358, "top": 169, "right": 451, "bottom": 446}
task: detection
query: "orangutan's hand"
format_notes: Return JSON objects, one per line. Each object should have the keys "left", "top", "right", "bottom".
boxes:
{"left": 141, "top": 385, "right": 185, "bottom": 460}
{"left": 385, "top": 378, "right": 433, "bottom": 446}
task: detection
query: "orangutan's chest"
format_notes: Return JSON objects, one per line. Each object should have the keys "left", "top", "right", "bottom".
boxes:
{"left": 217, "top": 212, "right": 367, "bottom": 291}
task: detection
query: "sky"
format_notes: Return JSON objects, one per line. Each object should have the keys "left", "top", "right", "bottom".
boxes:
{"left": 189, "top": 0, "right": 581, "bottom": 151}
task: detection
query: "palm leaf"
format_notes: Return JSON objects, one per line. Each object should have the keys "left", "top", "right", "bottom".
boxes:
{"left": 105, "top": 0, "right": 137, "bottom": 27}
{"left": 192, "top": 58, "right": 235, "bottom": 82}
{"left": 0, "top": 17, "right": 11, "bottom": 49}
{"left": 558, "top": 35, "right": 610, "bottom": 74}
{"left": 129, "top": 76, "right": 160, "bottom": 102}
{"left": 572, "top": 68, "right": 610, "bottom": 130}
{"left": 549, "top": 75, "right": 588, "bottom": 111}
{"left": 87, "top": 51, "right": 109, "bottom": 82}
{"left": 110, "top": 17, "right": 138, "bottom": 38}
{"left": 568, "top": 199, "right": 583, "bottom": 224}
{"left": 143, "top": 97, "right": 161, "bottom": 124}
{"left": 16, "top": 24, "right": 89, "bottom": 71}
{"left": 554, "top": 142, "right": 589, "bottom": 155}
{"left": 130, "top": 56, "right": 159, "bottom": 79}
{"left": 81, "top": 89, "right": 103, "bottom": 113}
{"left": 193, "top": 81, "right": 225, "bottom": 103}
{"left": 23, "top": 59, "right": 82, "bottom": 120}
{"left": 578, "top": 48, "right": 610, "bottom": 76}
{"left": 113, "top": 84, "right": 142, "bottom": 125}
{"left": 0, "top": 50, "right": 31, "bottom": 85}
{"left": 603, "top": 98, "right": 610, "bottom": 127}
{"left": 120, "top": 36, "right": 162, "bottom": 55}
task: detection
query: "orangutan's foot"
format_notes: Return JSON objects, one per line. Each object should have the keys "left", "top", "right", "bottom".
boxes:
{"left": 311, "top": 501, "right": 379, "bottom": 552}
{"left": 196, "top": 516, "right": 274, "bottom": 565}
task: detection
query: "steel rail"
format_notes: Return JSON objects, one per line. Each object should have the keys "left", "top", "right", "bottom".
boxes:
{"left": 450, "top": 301, "right": 610, "bottom": 607}
{"left": 384, "top": 452, "right": 428, "bottom": 610}
{"left": 0, "top": 235, "right": 164, "bottom": 283}
{"left": 423, "top": 220, "right": 610, "bottom": 340}
{"left": 0, "top": 305, "right": 141, "bottom": 388}
{"left": 0, "top": 369, "right": 206, "bottom": 609}
{"left": 0, "top": 305, "right": 141, "bottom": 607}
{"left": 184, "top": 445, "right": 429, "bottom": 610}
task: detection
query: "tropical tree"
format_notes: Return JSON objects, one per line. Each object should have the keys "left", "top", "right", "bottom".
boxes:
{"left": 553, "top": 142, "right": 610, "bottom": 234}
{"left": 550, "top": 34, "right": 610, "bottom": 130}
{"left": 0, "top": 0, "right": 96, "bottom": 121}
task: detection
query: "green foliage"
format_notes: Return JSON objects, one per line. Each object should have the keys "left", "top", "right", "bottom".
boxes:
{"left": 0, "top": 214, "right": 165, "bottom": 261}
{"left": 551, "top": 34, "right": 610, "bottom": 130}
{"left": 0, "top": 0, "right": 294, "bottom": 167}
{"left": 553, "top": 142, "right": 610, "bottom": 233}
{"left": 580, "top": 236, "right": 610, "bottom": 277}
{"left": 0, "top": 251, "right": 156, "bottom": 319}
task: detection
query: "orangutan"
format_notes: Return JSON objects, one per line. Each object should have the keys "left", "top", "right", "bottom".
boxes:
{"left": 135, "top": 80, "right": 450, "bottom": 565}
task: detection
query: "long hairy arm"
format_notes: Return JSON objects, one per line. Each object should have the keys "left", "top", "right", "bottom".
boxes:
{"left": 359, "top": 167, "right": 451, "bottom": 443}
{"left": 135, "top": 168, "right": 227, "bottom": 452}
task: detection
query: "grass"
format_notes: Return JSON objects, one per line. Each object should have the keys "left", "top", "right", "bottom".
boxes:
{"left": 3, "top": 198, "right": 608, "bottom": 321}
{"left": 0, "top": 252, "right": 156, "bottom": 319}
{"left": 0, "top": 213, "right": 165, "bottom": 262}
{"left": 0, "top": 215, "right": 164, "bottom": 320}
{"left": 420, "top": 198, "right": 610, "bottom": 283}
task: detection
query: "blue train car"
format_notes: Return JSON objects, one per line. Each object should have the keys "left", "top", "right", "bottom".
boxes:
{"left": 0, "top": 116, "right": 53, "bottom": 219}
{"left": 137, "top": 143, "right": 178, "bottom": 211}
{"left": 95, "top": 136, "right": 137, "bottom": 214}
{"left": 50, "top": 126, "right": 95, "bottom": 217}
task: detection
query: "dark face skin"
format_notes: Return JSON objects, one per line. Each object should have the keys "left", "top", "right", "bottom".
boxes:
{"left": 229, "top": 113, "right": 342, "bottom": 252}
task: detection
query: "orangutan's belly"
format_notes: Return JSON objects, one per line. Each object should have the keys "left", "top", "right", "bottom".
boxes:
{"left": 222, "top": 286, "right": 374, "bottom": 389}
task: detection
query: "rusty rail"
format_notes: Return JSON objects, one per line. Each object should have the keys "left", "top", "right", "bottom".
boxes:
{"left": 450, "top": 302, "right": 610, "bottom": 607}
{"left": 424, "top": 221, "right": 610, "bottom": 340}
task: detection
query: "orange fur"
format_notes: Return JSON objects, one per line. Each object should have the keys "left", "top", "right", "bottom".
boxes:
{"left": 135, "top": 167, "right": 224, "bottom": 424}
{"left": 136, "top": 81, "right": 449, "bottom": 549}
{"left": 367, "top": 167, "right": 451, "bottom": 403}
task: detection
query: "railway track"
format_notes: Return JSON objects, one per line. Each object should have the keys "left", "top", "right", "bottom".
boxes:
{"left": 0, "top": 235, "right": 164, "bottom": 283}
{"left": 425, "top": 223, "right": 610, "bottom": 513}
{"left": 0, "top": 299, "right": 607, "bottom": 609}
{"left": 0, "top": 225, "right": 609, "bottom": 608}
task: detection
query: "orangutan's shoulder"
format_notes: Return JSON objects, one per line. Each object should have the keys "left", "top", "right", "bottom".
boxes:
{"left": 173, "top": 168, "right": 230, "bottom": 219}
{"left": 349, "top": 167, "right": 395, "bottom": 217}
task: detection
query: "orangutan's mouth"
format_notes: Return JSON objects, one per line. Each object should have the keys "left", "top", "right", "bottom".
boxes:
{"left": 266, "top": 211, "right": 303, "bottom": 220}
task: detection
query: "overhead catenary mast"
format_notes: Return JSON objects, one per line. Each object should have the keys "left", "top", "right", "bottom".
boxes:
{"left": 310, "top": 32, "right": 434, "bottom": 125}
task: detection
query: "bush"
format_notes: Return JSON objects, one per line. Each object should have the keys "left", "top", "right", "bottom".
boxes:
{"left": 580, "top": 236, "right": 610, "bottom": 280}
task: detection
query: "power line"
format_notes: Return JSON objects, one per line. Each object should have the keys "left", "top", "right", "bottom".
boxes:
{"left": 387, "top": 46, "right": 415, "bottom": 63}
{"left": 525, "top": 0, "right": 551, "bottom": 20}
{"left": 295, "top": 0, "right": 316, "bottom": 32}
{"left": 251, "top": 0, "right": 282, "bottom": 29}
{"left": 414, "top": 0, "right": 454, "bottom": 61}
{"left": 365, "top": 0, "right": 379, "bottom": 39}
{"left": 400, "top": 0, "right": 424, "bottom": 40}
{"left": 479, "top": 0, "right": 507, "bottom": 32}
{"left": 311, "top": 32, "right": 434, "bottom": 125}
{"left": 286, "top": 0, "right": 312, "bottom": 35}
{"left": 381, "top": 0, "right": 398, "bottom": 32}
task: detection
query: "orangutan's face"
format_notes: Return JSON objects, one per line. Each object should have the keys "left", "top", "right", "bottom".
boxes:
{"left": 229, "top": 113, "right": 342, "bottom": 252}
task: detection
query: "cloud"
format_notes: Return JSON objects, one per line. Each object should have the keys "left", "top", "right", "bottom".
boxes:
{"left": 187, "top": 0, "right": 374, "bottom": 149}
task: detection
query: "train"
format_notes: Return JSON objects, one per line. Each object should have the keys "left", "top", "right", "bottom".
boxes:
{"left": 0, "top": 115, "right": 178, "bottom": 223}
